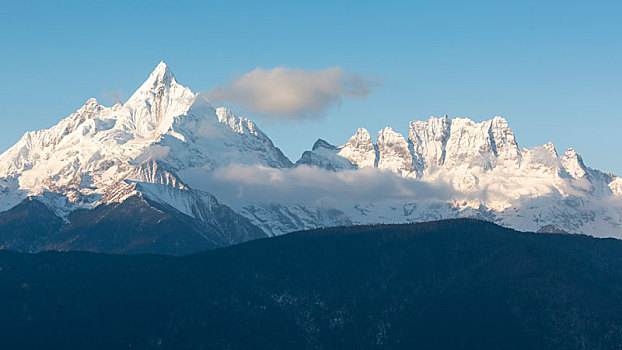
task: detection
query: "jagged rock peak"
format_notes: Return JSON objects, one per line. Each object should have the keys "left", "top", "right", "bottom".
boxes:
{"left": 562, "top": 147, "right": 582, "bottom": 160}
{"left": 82, "top": 97, "right": 100, "bottom": 108}
{"left": 351, "top": 128, "right": 373, "bottom": 142}
{"left": 312, "top": 139, "right": 337, "bottom": 150}
{"left": 72, "top": 98, "right": 105, "bottom": 121}
{"left": 487, "top": 116, "right": 520, "bottom": 164}
{"left": 216, "top": 107, "right": 261, "bottom": 137}
{"left": 377, "top": 127, "right": 413, "bottom": 175}
{"left": 337, "top": 128, "right": 377, "bottom": 168}
{"left": 561, "top": 148, "right": 587, "bottom": 178}
{"left": 543, "top": 142, "right": 558, "bottom": 156}
{"left": 295, "top": 139, "right": 354, "bottom": 171}
{"left": 408, "top": 115, "right": 452, "bottom": 168}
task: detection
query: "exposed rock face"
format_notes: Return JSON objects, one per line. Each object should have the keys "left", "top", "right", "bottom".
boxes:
{"left": 337, "top": 128, "right": 377, "bottom": 168}
{"left": 377, "top": 127, "right": 413, "bottom": 176}
{"left": 561, "top": 148, "right": 587, "bottom": 179}
{"left": 409, "top": 115, "right": 452, "bottom": 170}
{"left": 336, "top": 116, "right": 522, "bottom": 174}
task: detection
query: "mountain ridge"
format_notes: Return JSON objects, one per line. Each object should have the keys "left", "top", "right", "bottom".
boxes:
{"left": 0, "top": 62, "right": 620, "bottom": 254}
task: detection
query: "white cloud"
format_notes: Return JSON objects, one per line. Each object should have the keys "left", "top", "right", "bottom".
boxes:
{"left": 180, "top": 164, "right": 455, "bottom": 208}
{"left": 180, "top": 163, "right": 592, "bottom": 211}
{"left": 206, "top": 67, "right": 376, "bottom": 120}
{"left": 100, "top": 89, "right": 125, "bottom": 106}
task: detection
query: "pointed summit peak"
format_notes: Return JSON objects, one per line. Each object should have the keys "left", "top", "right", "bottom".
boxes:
{"left": 563, "top": 147, "right": 579, "bottom": 158}
{"left": 543, "top": 141, "right": 557, "bottom": 155}
{"left": 126, "top": 62, "right": 183, "bottom": 103}
{"left": 84, "top": 97, "right": 99, "bottom": 106}
{"left": 491, "top": 115, "right": 509, "bottom": 125}
{"left": 353, "top": 127, "right": 372, "bottom": 140}
{"left": 122, "top": 61, "right": 196, "bottom": 136}
{"left": 151, "top": 61, "right": 174, "bottom": 78}
{"left": 561, "top": 147, "right": 587, "bottom": 178}
{"left": 378, "top": 126, "right": 407, "bottom": 138}
{"left": 145, "top": 61, "right": 176, "bottom": 87}
{"left": 155, "top": 60, "right": 168, "bottom": 70}
{"left": 77, "top": 98, "right": 102, "bottom": 114}
{"left": 338, "top": 127, "right": 377, "bottom": 168}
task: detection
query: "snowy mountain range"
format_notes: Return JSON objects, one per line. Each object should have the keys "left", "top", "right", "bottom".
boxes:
{"left": 0, "top": 62, "right": 620, "bottom": 254}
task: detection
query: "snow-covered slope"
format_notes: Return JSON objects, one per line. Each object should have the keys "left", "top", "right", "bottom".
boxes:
{"left": 295, "top": 139, "right": 355, "bottom": 171}
{"left": 0, "top": 61, "right": 621, "bottom": 251}
{"left": 272, "top": 116, "right": 622, "bottom": 237}
{"left": 0, "top": 62, "right": 290, "bottom": 208}
{"left": 337, "top": 128, "right": 377, "bottom": 168}
{"left": 0, "top": 62, "right": 290, "bottom": 253}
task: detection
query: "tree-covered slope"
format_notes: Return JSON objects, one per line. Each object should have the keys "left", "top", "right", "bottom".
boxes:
{"left": 1, "top": 219, "right": 622, "bottom": 349}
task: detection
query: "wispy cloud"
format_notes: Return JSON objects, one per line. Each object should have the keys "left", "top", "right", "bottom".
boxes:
{"left": 180, "top": 164, "right": 455, "bottom": 208}
{"left": 100, "top": 89, "right": 125, "bottom": 105}
{"left": 206, "top": 67, "right": 377, "bottom": 120}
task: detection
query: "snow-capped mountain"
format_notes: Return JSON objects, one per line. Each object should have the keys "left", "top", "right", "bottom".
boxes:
{"left": 265, "top": 116, "right": 621, "bottom": 237}
{"left": 0, "top": 62, "right": 290, "bottom": 209}
{"left": 0, "top": 61, "right": 621, "bottom": 254}
{"left": 0, "top": 62, "right": 290, "bottom": 253}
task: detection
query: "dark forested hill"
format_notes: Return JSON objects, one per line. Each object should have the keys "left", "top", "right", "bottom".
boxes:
{"left": 2, "top": 219, "right": 622, "bottom": 349}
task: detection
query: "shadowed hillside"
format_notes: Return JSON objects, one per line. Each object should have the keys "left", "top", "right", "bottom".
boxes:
{"left": 2, "top": 219, "right": 622, "bottom": 349}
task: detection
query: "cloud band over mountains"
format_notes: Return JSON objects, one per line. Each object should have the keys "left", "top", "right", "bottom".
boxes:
{"left": 206, "top": 66, "right": 376, "bottom": 120}
{"left": 181, "top": 164, "right": 462, "bottom": 209}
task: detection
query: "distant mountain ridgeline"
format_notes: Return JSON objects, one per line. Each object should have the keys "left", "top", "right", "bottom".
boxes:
{"left": 2, "top": 219, "right": 622, "bottom": 349}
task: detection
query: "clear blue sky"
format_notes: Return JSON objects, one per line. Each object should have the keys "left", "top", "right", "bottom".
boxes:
{"left": 1, "top": 0, "right": 621, "bottom": 174}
